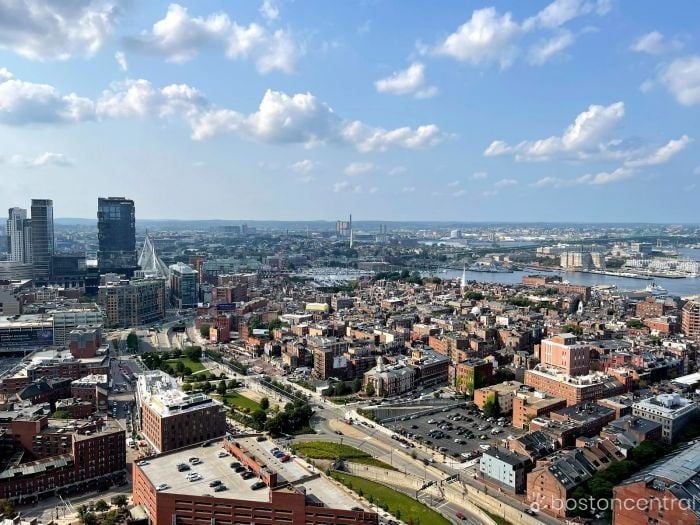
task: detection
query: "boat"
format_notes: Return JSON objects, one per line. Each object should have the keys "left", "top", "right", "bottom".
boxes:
{"left": 467, "top": 263, "right": 513, "bottom": 273}
{"left": 640, "top": 281, "right": 668, "bottom": 297}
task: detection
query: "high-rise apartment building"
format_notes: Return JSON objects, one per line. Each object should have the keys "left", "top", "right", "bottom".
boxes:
{"left": 98, "top": 277, "right": 166, "bottom": 328}
{"left": 30, "top": 199, "right": 54, "bottom": 282}
{"left": 169, "top": 262, "right": 198, "bottom": 308}
{"left": 6, "top": 207, "right": 32, "bottom": 263}
{"left": 97, "top": 197, "right": 137, "bottom": 276}
{"left": 682, "top": 300, "right": 700, "bottom": 339}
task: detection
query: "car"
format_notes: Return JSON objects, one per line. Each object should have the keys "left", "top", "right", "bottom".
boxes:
{"left": 188, "top": 475, "right": 202, "bottom": 482}
{"left": 256, "top": 436, "right": 267, "bottom": 442}
{"left": 251, "top": 481, "right": 266, "bottom": 490}
{"left": 411, "top": 424, "right": 419, "bottom": 429}
{"left": 334, "top": 430, "right": 343, "bottom": 435}
{"left": 209, "top": 480, "right": 222, "bottom": 487}
{"left": 273, "top": 451, "right": 285, "bottom": 457}
{"left": 270, "top": 448, "right": 279, "bottom": 454}
{"left": 427, "top": 419, "right": 436, "bottom": 424}
{"left": 241, "top": 471, "right": 255, "bottom": 480}
{"left": 279, "top": 454, "right": 290, "bottom": 462}
{"left": 234, "top": 466, "right": 246, "bottom": 473}
{"left": 177, "top": 463, "right": 190, "bottom": 472}
{"left": 456, "top": 511, "right": 466, "bottom": 520}
{"left": 351, "top": 507, "right": 363, "bottom": 512}
{"left": 186, "top": 472, "right": 199, "bottom": 479}
{"left": 156, "top": 483, "right": 168, "bottom": 491}
{"left": 217, "top": 451, "right": 228, "bottom": 458}
{"left": 230, "top": 462, "right": 241, "bottom": 469}
{"left": 524, "top": 508, "right": 537, "bottom": 516}
{"left": 188, "top": 457, "right": 200, "bottom": 463}
{"left": 214, "top": 485, "right": 227, "bottom": 492}
{"left": 137, "top": 460, "right": 148, "bottom": 466}
{"left": 479, "top": 444, "right": 491, "bottom": 450}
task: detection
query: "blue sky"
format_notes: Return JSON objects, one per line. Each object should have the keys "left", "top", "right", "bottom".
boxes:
{"left": 0, "top": 0, "right": 698, "bottom": 222}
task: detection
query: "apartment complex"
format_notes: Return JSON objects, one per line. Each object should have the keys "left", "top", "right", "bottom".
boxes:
{"left": 135, "top": 371, "right": 226, "bottom": 453}
{"left": 632, "top": 393, "right": 697, "bottom": 444}
{"left": 98, "top": 277, "right": 166, "bottom": 327}
{"left": 682, "top": 299, "right": 700, "bottom": 338}
{"left": 524, "top": 367, "right": 624, "bottom": 406}
{"left": 538, "top": 334, "right": 590, "bottom": 376}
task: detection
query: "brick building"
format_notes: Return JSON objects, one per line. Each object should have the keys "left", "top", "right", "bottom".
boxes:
{"left": 474, "top": 381, "right": 523, "bottom": 413}
{"left": 537, "top": 334, "right": 590, "bottom": 376}
{"left": 70, "top": 374, "right": 109, "bottom": 411}
{"left": 67, "top": 326, "right": 102, "bottom": 358}
{"left": 132, "top": 437, "right": 378, "bottom": 525}
{"left": 512, "top": 391, "right": 567, "bottom": 429}
{"left": 682, "top": 299, "right": 700, "bottom": 338}
{"left": 136, "top": 371, "right": 226, "bottom": 453}
{"left": 524, "top": 367, "right": 624, "bottom": 406}
{"left": 613, "top": 442, "right": 700, "bottom": 525}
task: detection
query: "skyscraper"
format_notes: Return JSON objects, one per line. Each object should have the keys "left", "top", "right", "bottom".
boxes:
{"left": 30, "top": 199, "right": 54, "bottom": 282}
{"left": 6, "top": 207, "right": 32, "bottom": 263}
{"left": 97, "top": 197, "right": 137, "bottom": 276}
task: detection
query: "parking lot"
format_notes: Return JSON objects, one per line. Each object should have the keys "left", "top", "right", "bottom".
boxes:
{"left": 384, "top": 405, "right": 525, "bottom": 463}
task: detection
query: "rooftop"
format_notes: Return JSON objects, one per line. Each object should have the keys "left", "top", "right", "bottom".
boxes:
{"left": 137, "top": 371, "right": 220, "bottom": 417}
{"left": 633, "top": 393, "right": 696, "bottom": 416}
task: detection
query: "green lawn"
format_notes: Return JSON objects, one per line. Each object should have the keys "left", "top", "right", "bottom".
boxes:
{"left": 166, "top": 358, "right": 205, "bottom": 373}
{"left": 220, "top": 392, "right": 261, "bottom": 412}
{"left": 330, "top": 472, "right": 450, "bottom": 525}
{"left": 293, "top": 441, "right": 396, "bottom": 470}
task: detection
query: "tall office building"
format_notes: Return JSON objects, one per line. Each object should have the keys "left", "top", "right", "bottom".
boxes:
{"left": 30, "top": 199, "right": 54, "bottom": 282}
{"left": 6, "top": 207, "right": 32, "bottom": 263}
{"left": 97, "top": 197, "right": 137, "bottom": 276}
{"left": 169, "top": 262, "right": 198, "bottom": 308}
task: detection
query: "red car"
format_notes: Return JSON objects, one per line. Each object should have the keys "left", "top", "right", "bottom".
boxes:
{"left": 279, "top": 454, "right": 290, "bottom": 463}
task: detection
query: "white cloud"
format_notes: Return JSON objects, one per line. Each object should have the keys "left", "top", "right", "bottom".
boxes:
{"left": 0, "top": 0, "right": 119, "bottom": 60}
{"left": 375, "top": 62, "right": 438, "bottom": 99}
{"left": 453, "top": 189, "right": 467, "bottom": 197}
{"left": 344, "top": 162, "right": 375, "bottom": 176}
{"left": 402, "top": 186, "right": 416, "bottom": 192}
{"left": 290, "top": 159, "right": 317, "bottom": 174}
{"left": 484, "top": 101, "right": 625, "bottom": 160}
{"left": 3, "top": 152, "right": 74, "bottom": 168}
{"left": 447, "top": 180, "right": 460, "bottom": 187}
{"left": 259, "top": 0, "right": 279, "bottom": 22}
{"left": 432, "top": 7, "right": 521, "bottom": 68}
{"left": 0, "top": 71, "right": 447, "bottom": 152}
{"left": 125, "top": 3, "right": 302, "bottom": 74}
{"left": 639, "top": 78, "right": 655, "bottom": 93}
{"left": 631, "top": 31, "right": 683, "bottom": 55}
{"left": 582, "top": 167, "right": 635, "bottom": 185}
{"left": 528, "top": 30, "right": 575, "bottom": 65}
{"left": 660, "top": 56, "right": 700, "bottom": 106}
{"left": 430, "top": 0, "right": 608, "bottom": 68}
{"left": 624, "top": 135, "right": 692, "bottom": 168}
{"left": 333, "top": 181, "right": 350, "bottom": 192}
{"left": 472, "top": 171, "right": 488, "bottom": 179}
{"left": 388, "top": 166, "right": 407, "bottom": 176}
{"left": 494, "top": 178, "right": 518, "bottom": 188}
{"left": 115, "top": 51, "right": 128, "bottom": 71}
{"left": 0, "top": 70, "right": 95, "bottom": 125}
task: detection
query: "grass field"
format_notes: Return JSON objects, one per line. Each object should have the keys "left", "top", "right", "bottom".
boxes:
{"left": 292, "top": 441, "right": 396, "bottom": 470}
{"left": 330, "top": 472, "right": 451, "bottom": 525}
{"left": 220, "top": 392, "right": 261, "bottom": 412}
{"left": 166, "top": 358, "right": 205, "bottom": 373}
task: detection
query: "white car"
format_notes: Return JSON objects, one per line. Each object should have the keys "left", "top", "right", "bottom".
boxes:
{"left": 137, "top": 460, "right": 148, "bottom": 466}
{"left": 156, "top": 483, "right": 168, "bottom": 491}
{"left": 188, "top": 475, "right": 201, "bottom": 482}
{"left": 479, "top": 444, "right": 491, "bottom": 451}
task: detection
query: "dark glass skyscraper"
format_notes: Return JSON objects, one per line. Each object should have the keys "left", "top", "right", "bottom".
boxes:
{"left": 97, "top": 197, "right": 137, "bottom": 276}
{"left": 30, "top": 199, "right": 54, "bottom": 283}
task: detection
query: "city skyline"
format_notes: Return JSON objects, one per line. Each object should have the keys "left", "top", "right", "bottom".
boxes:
{"left": 0, "top": 1, "right": 699, "bottom": 221}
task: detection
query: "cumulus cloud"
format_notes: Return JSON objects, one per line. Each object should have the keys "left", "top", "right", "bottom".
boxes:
{"left": 290, "top": 159, "right": 317, "bottom": 174}
{"left": 375, "top": 62, "right": 438, "bottom": 99}
{"left": 0, "top": 0, "right": 119, "bottom": 60}
{"left": 115, "top": 51, "right": 128, "bottom": 71}
{"left": 3, "top": 152, "right": 73, "bottom": 168}
{"left": 344, "top": 162, "right": 375, "bottom": 176}
{"left": 124, "top": 3, "right": 302, "bottom": 73}
{"left": 259, "top": 0, "right": 279, "bottom": 22}
{"left": 631, "top": 31, "right": 683, "bottom": 55}
{"left": 494, "top": 178, "right": 518, "bottom": 188}
{"left": 0, "top": 70, "right": 95, "bottom": 125}
{"left": 332, "top": 181, "right": 350, "bottom": 192}
{"left": 484, "top": 101, "right": 625, "bottom": 161}
{"left": 0, "top": 70, "right": 448, "bottom": 152}
{"left": 429, "top": 0, "right": 609, "bottom": 68}
{"left": 660, "top": 56, "right": 700, "bottom": 106}
{"left": 624, "top": 135, "right": 692, "bottom": 168}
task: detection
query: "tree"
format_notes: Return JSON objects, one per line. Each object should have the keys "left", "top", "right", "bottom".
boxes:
{"left": 0, "top": 500, "right": 14, "bottom": 516}
{"left": 52, "top": 410, "right": 71, "bottom": 419}
{"left": 228, "top": 380, "right": 238, "bottom": 389}
{"left": 175, "top": 361, "right": 186, "bottom": 374}
{"left": 260, "top": 397, "right": 270, "bottom": 410}
{"left": 111, "top": 495, "right": 128, "bottom": 508}
{"left": 365, "top": 382, "right": 375, "bottom": 398}
{"left": 216, "top": 381, "right": 227, "bottom": 395}
{"left": 94, "top": 500, "right": 109, "bottom": 513}
{"left": 199, "top": 324, "right": 211, "bottom": 339}
{"left": 81, "top": 512, "right": 97, "bottom": 525}
{"left": 464, "top": 291, "right": 484, "bottom": 301}
{"left": 126, "top": 332, "right": 138, "bottom": 352}
{"left": 351, "top": 377, "right": 362, "bottom": 394}
{"left": 482, "top": 393, "right": 501, "bottom": 419}
{"left": 202, "top": 381, "right": 213, "bottom": 393}
{"left": 184, "top": 346, "right": 202, "bottom": 362}
{"left": 626, "top": 319, "right": 645, "bottom": 329}
{"left": 251, "top": 409, "right": 268, "bottom": 430}
{"left": 182, "top": 382, "right": 192, "bottom": 392}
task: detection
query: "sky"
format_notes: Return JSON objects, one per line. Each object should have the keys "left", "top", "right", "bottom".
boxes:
{"left": 0, "top": 0, "right": 699, "bottom": 222}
